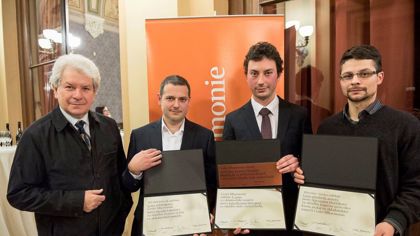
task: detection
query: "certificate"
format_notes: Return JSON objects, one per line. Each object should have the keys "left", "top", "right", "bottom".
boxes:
{"left": 215, "top": 140, "right": 285, "bottom": 229}
{"left": 294, "top": 135, "right": 378, "bottom": 235}
{"left": 144, "top": 193, "right": 211, "bottom": 236}
{"left": 216, "top": 139, "right": 282, "bottom": 187}
{"left": 215, "top": 188, "right": 285, "bottom": 229}
{"left": 218, "top": 162, "right": 281, "bottom": 187}
{"left": 143, "top": 149, "right": 211, "bottom": 235}
{"left": 294, "top": 186, "right": 375, "bottom": 235}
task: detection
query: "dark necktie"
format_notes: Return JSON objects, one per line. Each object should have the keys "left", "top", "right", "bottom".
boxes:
{"left": 75, "top": 120, "right": 91, "bottom": 150}
{"left": 259, "top": 108, "right": 272, "bottom": 139}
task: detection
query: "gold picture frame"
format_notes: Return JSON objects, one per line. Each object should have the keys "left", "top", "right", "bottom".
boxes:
{"left": 87, "top": 0, "right": 100, "bottom": 14}
{"left": 103, "top": 0, "right": 119, "bottom": 22}
{"left": 68, "top": 0, "right": 84, "bottom": 12}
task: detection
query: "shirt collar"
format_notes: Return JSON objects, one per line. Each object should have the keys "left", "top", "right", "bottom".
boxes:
{"left": 251, "top": 96, "right": 279, "bottom": 117}
{"left": 59, "top": 107, "right": 89, "bottom": 127}
{"left": 161, "top": 117, "right": 185, "bottom": 135}
{"left": 343, "top": 100, "right": 383, "bottom": 123}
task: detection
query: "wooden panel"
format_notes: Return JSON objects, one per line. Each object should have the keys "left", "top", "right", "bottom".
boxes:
{"left": 408, "top": 222, "right": 420, "bottom": 236}
{"left": 371, "top": 0, "right": 414, "bottom": 112}
{"left": 333, "top": 0, "right": 370, "bottom": 113}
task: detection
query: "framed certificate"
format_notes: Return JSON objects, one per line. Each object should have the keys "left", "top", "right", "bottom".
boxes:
{"left": 143, "top": 149, "right": 212, "bottom": 236}
{"left": 294, "top": 134, "right": 378, "bottom": 236}
{"left": 214, "top": 140, "right": 285, "bottom": 230}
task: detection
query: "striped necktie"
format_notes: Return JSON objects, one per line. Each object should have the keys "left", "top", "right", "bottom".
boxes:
{"left": 75, "top": 120, "right": 91, "bottom": 150}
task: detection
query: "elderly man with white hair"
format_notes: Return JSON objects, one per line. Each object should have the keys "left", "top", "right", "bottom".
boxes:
{"left": 7, "top": 54, "right": 132, "bottom": 236}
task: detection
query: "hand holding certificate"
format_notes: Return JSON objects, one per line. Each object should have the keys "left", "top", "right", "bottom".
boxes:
{"left": 214, "top": 140, "right": 286, "bottom": 230}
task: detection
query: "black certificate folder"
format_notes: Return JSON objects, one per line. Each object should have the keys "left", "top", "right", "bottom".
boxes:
{"left": 144, "top": 149, "right": 207, "bottom": 196}
{"left": 215, "top": 139, "right": 282, "bottom": 188}
{"left": 216, "top": 139, "right": 280, "bottom": 164}
{"left": 215, "top": 140, "right": 286, "bottom": 230}
{"left": 294, "top": 134, "right": 378, "bottom": 236}
{"left": 142, "top": 149, "right": 211, "bottom": 236}
{"left": 301, "top": 134, "right": 378, "bottom": 191}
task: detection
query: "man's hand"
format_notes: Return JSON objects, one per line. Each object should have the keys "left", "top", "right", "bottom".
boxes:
{"left": 83, "top": 189, "right": 105, "bottom": 213}
{"left": 374, "top": 222, "right": 395, "bottom": 236}
{"left": 192, "top": 214, "right": 215, "bottom": 236}
{"left": 276, "top": 154, "right": 299, "bottom": 174}
{"left": 233, "top": 228, "right": 250, "bottom": 234}
{"left": 294, "top": 167, "right": 305, "bottom": 184}
{"left": 128, "top": 149, "right": 162, "bottom": 175}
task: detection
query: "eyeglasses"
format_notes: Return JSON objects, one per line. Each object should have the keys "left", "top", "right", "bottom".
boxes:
{"left": 340, "top": 70, "right": 378, "bottom": 81}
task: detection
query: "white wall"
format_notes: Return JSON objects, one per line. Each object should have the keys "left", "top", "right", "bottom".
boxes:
{"left": 0, "top": 0, "right": 22, "bottom": 137}
{"left": 285, "top": 0, "right": 316, "bottom": 67}
{"left": 119, "top": 0, "right": 178, "bottom": 148}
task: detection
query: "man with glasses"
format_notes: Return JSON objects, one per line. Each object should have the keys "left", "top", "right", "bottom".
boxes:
{"left": 122, "top": 75, "right": 217, "bottom": 236}
{"left": 294, "top": 45, "right": 420, "bottom": 235}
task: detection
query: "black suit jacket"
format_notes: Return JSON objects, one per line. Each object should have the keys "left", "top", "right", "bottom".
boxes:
{"left": 122, "top": 119, "right": 217, "bottom": 236}
{"left": 7, "top": 107, "right": 133, "bottom": 236}
{"left": 223, "top": 96, "right": 312, "bottom": 235}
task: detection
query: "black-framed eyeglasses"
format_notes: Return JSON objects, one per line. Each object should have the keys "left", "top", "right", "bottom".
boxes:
{"left": 340, "top": 70, "right": 378, "bottom": 81}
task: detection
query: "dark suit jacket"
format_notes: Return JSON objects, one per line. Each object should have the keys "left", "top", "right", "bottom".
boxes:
{"left": 122, "top": 118, "right": 217, "bottom": 236}
{"left": 7, "top": 107, "right": 133, "bottom": 236}
{"left": 223, "top": 96, "right": 312, "bottom": 236}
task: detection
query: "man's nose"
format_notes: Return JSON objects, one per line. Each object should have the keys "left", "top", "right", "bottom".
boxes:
{"left": 350, "top": 75, "right": 361, "bottom": 84}
{"left": 72, "top": 88, "right": 83, "bottom": 98}
{"left": 256, "top": 74, "right": 265, "bottom": 84}
{"left": 172, "top": 98, "right": 180, "bottom": 107}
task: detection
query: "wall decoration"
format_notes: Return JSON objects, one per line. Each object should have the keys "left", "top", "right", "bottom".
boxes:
{"left": 85, "top": 14, "right": 104, "bottom": 38}
{"left": 68, "top": 0, "right": 84, "bottom": 12}
{"left": 87, "top": 0, "right": 100, "bottom": 14}
{"left": 104, "top": 0, "right": 119, "bottom": 22}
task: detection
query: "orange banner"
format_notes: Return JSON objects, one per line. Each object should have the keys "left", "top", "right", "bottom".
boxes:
{"left": 146, "top": 16, "right": 284, "bottom": 140}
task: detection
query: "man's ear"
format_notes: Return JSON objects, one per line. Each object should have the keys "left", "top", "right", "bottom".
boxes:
{"left": 53, "top": 87, "right": 59, "bottom": 99}
{"left": 157, "top": 93, "right": 161, "bottom": 105}
{"left": 377, "top": 71, "right": 384, "bottom": 85}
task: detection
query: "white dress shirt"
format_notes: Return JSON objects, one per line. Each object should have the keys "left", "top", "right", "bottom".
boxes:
{"left": 251, "top": 96, "right": 279, "bottom": 139}
{"left": 130, "top": 118, "right": 185, "bottom": 180}
{"left": 161, "top": 118, "right": 185, "bottom": 151}
{"left": 59, "top": 107, "right": 90, "bottom": 136}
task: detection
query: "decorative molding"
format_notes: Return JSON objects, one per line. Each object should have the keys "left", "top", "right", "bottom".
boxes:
{"left": 68, "top": 0, "right": 84, "bottom": 12}
{"left": 70, "top": 10, "right": 118, "bottom": 33}
{"left": 103, "top": 0, "right": 118, "bottom": 23}
{"left": 84, "top": 14, "right": 105, "bottom": 38}
{"left": 87, "top": 0, "right": 101, "bottom": 15}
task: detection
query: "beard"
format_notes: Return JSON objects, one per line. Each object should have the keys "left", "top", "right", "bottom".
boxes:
{"left": 346, "top": 87, "right": 372, "bottom": 102}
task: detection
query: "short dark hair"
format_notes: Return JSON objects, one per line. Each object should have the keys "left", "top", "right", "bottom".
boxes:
{"left": 340, "top": 45, "right": 382, "bottom": 72}
{"left": 243, "top": 41, "right": 283, "bottom": 75}
{"left": 159, "top": 75, "right": 191, "bottom": 97}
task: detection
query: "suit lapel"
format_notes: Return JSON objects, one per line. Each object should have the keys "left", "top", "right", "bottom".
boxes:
{"left": 151, "top": 120, "right": 163, "bottom": 150}
{"left": 277, "top": 97, "right": 290, "bottom": 141}
{"left": 180, "top": 119, "right": 195, "bottom": 150}
{"left": 243, "top": 101, "right": 262, "bottom": 139}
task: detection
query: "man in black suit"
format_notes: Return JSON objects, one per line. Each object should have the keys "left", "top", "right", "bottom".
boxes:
{"left": 7, "top": 54, "right": 132, "bottom": 236}
{"left": 223, "top": 42, "right": 312, "bottom": 235}
{"left": 122, "top": 75, "right": 217, "bottom": 236}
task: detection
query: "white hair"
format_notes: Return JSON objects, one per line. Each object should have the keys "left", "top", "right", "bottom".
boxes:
{"left": 49, "top": 54, "right": 101, "bottom": 90}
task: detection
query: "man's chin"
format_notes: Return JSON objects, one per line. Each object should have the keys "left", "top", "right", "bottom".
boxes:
{"left": 348, "top": 95, "right": 369, "bottom": 103}
{"left": 67, "top": 109, "right": 88, "bottom": 118}
{"left": 254, "top": 93, "right": 271, "bottom": 101}
{"left": 167, "top": 114, "right": 185, "bottom": 121}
